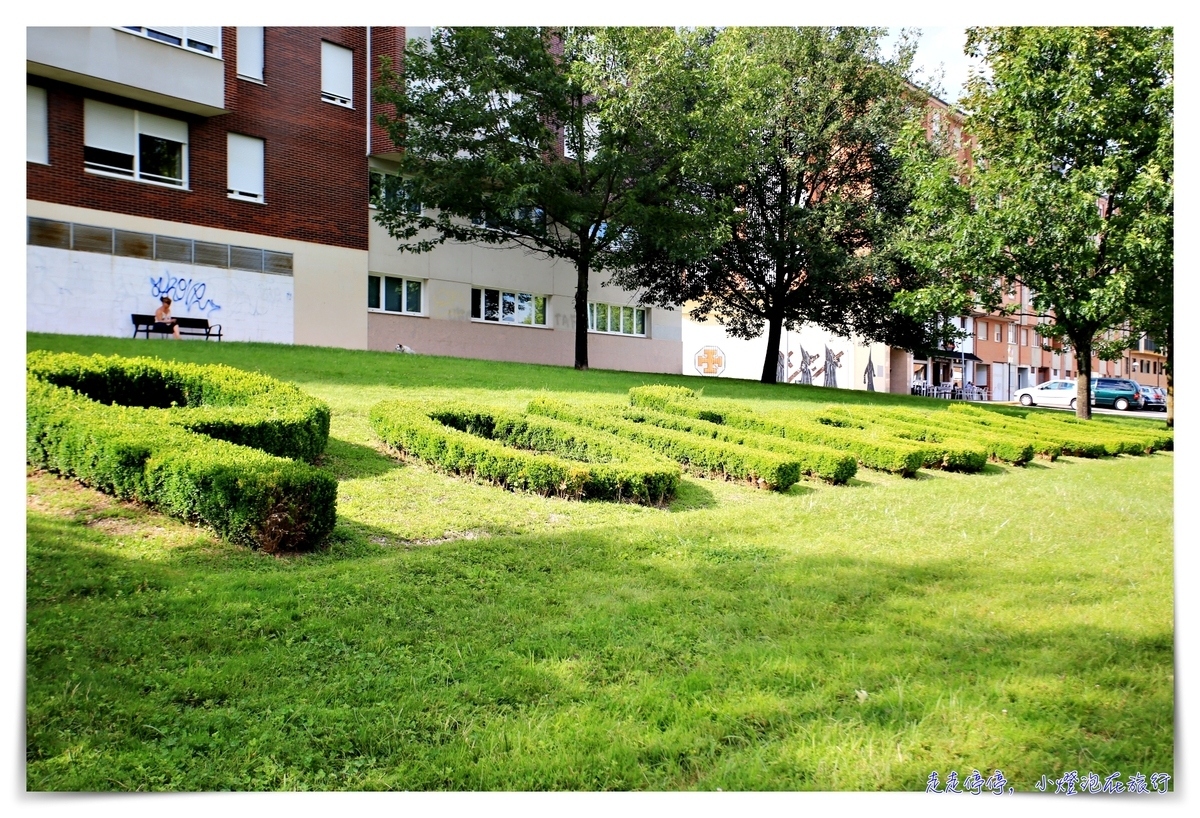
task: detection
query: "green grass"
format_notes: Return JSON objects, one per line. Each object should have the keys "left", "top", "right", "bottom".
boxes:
{"left": 25, "top": 333, "right": 1174, "bottom": 791}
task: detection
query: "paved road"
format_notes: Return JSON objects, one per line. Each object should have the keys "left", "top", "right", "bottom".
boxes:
{"left": 1006, "top": 402, "right": 1169, "bottom": 420}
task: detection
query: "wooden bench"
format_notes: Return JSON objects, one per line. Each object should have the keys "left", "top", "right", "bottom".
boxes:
{"left": 131, "top": 314, "right": 223, "bottom": 341}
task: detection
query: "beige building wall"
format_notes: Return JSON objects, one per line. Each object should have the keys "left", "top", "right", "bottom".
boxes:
{"left": 27, "top": 200, "right": 368, "bottom": 350}
{"left": 367, "top": 217, "right": 682, "bottom": 372}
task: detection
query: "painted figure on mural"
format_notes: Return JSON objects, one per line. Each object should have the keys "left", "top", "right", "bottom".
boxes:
{"left": 154, "top": 296, "right": 181, "bottom": 339}
{"left": 777, "top": 350, "right": 786, "bottom": 383}
{"left": 821, "top": 346, "right": 843, "bottom": 388}
{"left": 863, "top": 350, "right": 875, "bottom": 391}
{"left": 795, "top": 345, "right": 818, "bottom": 385}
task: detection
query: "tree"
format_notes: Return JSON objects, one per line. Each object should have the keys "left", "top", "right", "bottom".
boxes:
{"left": 894, "top": 26, "right": 1173, "bottom": 419}
{"left": 372, "top": 27, "right": 713, "bottom": 371}
{"left": 611, "top": 26, "right": 933, "bottom": 385}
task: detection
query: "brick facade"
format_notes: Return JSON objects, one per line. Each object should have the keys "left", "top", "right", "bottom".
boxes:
{"left": 27, "top": 27, "right": 370, "bottom": 250}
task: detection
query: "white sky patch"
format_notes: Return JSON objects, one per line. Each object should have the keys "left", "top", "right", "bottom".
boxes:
{"left": 881, "top": 26, "right": 988, "bottom": 106}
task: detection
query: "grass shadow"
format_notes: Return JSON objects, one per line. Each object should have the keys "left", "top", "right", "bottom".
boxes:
{"left": 667, "top": 480, "right": 718, "bottom": 512}
{"left": 321, "top": 437, "right": 404, "bottom": 480}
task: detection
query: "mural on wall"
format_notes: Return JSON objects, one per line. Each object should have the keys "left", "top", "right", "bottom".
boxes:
{"left": 27, "top": 246, "right": 293, "bottom": 343}
{"left": 813, "top": 346, "right": 844, "bottom": 388}
{"left": 694, "top": 346, "right": 726, "bottom": 376}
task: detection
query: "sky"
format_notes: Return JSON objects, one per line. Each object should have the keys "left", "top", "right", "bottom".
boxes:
{"left": 881, "top": 27, "right": 982, "bottom": 106}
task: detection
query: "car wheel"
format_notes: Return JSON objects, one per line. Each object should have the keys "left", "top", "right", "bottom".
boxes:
{"left": 1020, "top": 394, "right": 1033, "bottom": 406}
{"left": 1070, "top": 398, "right": 1077, "bottom": 410}
{"left": 1115, "top": 397, "right": 1130, "bottom": 411}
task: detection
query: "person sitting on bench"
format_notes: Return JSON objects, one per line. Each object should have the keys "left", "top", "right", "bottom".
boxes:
{"left": 154, "top": 296, "right": 181, "bottom": 339}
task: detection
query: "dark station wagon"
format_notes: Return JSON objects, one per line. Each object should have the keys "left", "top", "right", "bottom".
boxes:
{"left": 1090, "top": 378, "right": 1144, "bottom": 411}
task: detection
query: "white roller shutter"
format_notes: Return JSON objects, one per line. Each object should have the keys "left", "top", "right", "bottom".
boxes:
{"left": 84, "top": 99, "right": 135, "bottom": 154}
{"left": 187, "top": 26, "right": 221, "bottom": 51}
{"left": 138, "top": 111, "right": 188, "bottom": 144}
{"left": 237, "top": 27, "right": 264, "bottom": 80}
{"left": 321, "top": 41, "right": 354, "bottom": 104}
{"left": 227, "top": 133, "right": 264, "bottom": 200}
{"left": 27, "top": 86, "right": 48, "bottom": 164}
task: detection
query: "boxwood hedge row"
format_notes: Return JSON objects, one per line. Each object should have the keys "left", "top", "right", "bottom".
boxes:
{"left": 26, "top": 350, "right": 331, "bottom": 462}
{"left": 526, "top": 398, "right": 805, "bottom": 491}
{"left": 27, "top": 354, "right": 337, "bottom": 553}
{"left": 369, "top": 399, "right": 680, "bottom": 504}
{"left": 945, "top": 403, "right": 1172, "bottom": 456}
{"left": 627, "top": 386, "right": 928, "bottom": 476}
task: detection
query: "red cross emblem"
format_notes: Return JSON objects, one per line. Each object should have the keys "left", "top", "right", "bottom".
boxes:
{"left": 694, "top": 346, "right": 726, "bottom": 376}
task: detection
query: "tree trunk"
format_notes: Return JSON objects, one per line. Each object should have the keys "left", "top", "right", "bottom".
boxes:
{"left": 574, "top": 253, "right": 590, "bottom": 371}
{"left": 760, "top": 312, "right": 783, "bottom": 384}
{"left": 1073, "top": 340, "right": 1093, "bottom": 420}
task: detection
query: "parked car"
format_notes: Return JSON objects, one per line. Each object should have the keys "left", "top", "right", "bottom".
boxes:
{"left": 1139, "top": 384, "right": 1167, "bottom": 411}
{"left": 1090, "top": 378, "right": 1144, "bottom": 411}
{"left": 1015, "top": 379, "right": 1078, "bottom": 409}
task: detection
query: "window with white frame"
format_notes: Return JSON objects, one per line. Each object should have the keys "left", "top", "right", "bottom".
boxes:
{"left": 1008, "top": 324, "right": 1016, "bottom": 344}
{"left": 84, "top": 100, "right": 187, "bottom": 187}
{"left": 588, "top": 302, "right": 646, "bottom": 336}
{"left": 470, "top": 288, "right": 547, "bottom": 326}
{"left": 369, "top": 171, "right": 420, "bottom": 213}
{"left": 237, "top": 27, "right": 264, "bottom": 81}
{"left": 27, "top": 86, "right": 48, "bottom": 164}
{"left": 368, "top": 275, "right": 424, "bottom": 314}
{"left": 994, "top": 324, "right": 1001, "bottom": 342}
{"left": 122, "top": 26, "right": 221, "bottom": 56}
{"left": 977, "top": 320, "right": 987, "bottom": 341}
{"left": 321, "top": 41, "right": 353, "bottom": 107}
{"left": 227, "top": 133, "right": 264, "bottom": 202}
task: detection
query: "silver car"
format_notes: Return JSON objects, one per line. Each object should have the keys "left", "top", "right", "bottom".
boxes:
{"left": 1014, "top": 379, "right": 1079, "bottom": 409}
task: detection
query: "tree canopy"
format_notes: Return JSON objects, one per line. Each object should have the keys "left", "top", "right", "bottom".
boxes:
{"left": 894, "top": 26, "right": 1173, "bottom": 419}
{"left": 372, "top": 27, "right": 717, "bottom": 370}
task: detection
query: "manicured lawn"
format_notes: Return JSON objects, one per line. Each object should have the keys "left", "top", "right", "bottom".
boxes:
{"left": 25, "top": 333, "right": 1174, "bottom": 790}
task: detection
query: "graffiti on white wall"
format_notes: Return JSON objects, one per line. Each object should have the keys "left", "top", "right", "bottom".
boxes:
{"left": 27, "top": 246, "right": 293, "bottom": 343}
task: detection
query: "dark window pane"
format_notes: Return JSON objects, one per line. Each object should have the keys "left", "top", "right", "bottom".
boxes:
{"left": 534, "top": 296, "right": 546, "bottom": 326}
{"left": 622, "top": 306, "right": 634, "bottom": 334}
{"left": 384, "top": 276, "right": 404, "bottom": 312}
{"left": 405, "top": 280, "right": 421, "bottom": 313}
{"left": 71, "top": 224, "right": 113, "bottom": 254}
{"left": 27, "top": 218, "right": 70, "bottom": 249}
{"left": 194, "top": 241, "right": 230, "bottom": 268}
{"left": 595, "top": 303, "right": 607, "bottom": 332}
{"left": 154, "top": 235, "right": 192, "bottom": 263}
{"left": 483, "top": 289, "right": 499, "bottom": 321}
{"left": 263, "top": 251, "right": 293, "bottom": 275}
{"left": 501, "top": 291, "right": 516, "bottom": 322}
{"left": 635, "top": 308, "right": 645, "bottom": 335}
{"left": 114, "top": 229, "right": 154, "bottom": 259}
{"left": 84, "top": 146, "right": 134, "bottom": 174}
{"left": 139, "top": 135, "right": 183, "bottom": 184}
{"left": 187, "top": 39, "right": 215, "bottom": 54}
{"left": 146, "top": 29, "right": 182, "bottom": 45}
{"left": 368, "top": 276, "right": 380, "bottom": 309}
{"left": 230, "top": 246, "right": 263, "bottom": 272}
{"left": 471, "top": 288, "right": 481, "bottom": 319}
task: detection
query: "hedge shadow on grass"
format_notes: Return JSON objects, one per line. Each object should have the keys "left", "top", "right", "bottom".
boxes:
{"left": 322, "top": 437, "right": 405, "bottom": 480}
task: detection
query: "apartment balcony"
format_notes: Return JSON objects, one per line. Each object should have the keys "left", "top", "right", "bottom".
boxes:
{"left": 28, "top": 27, "right": 228, "bottom": 116}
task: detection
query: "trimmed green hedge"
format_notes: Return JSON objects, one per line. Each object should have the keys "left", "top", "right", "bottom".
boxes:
{"left": 628, "top": 386, "right": 928, "bottom": 477}
{"left": 27, "top": 354, "right": 337, "bottom": 553}
{"left": 813, "top": 406, "right": 992, "bottom": 471}
{"left": 945, "top": 403, "right": 1171, "bottom": 457}
{"left": 26, "top": 350, "right": 331, "bottom": 462}
{"left": 526, "top": 398, "right": 805, "bottom": 491}
{"left": 370, "top": 400, "right": 680, "bottom": 504}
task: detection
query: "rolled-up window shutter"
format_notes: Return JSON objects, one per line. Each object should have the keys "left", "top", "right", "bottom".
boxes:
{"left": 237, "top": 27, "right": 264, "bottom": 79}
{"left": 138, "top": 111, "right": 188, "bottom": 144}
{"left": 84, "top": 100, "right": 135, "bottom": 154}
{"left": 187, "top": 26, "right": 221, "bottom": 51}
{"left": 27, "top": 86, "right": 48, "bottom": 164}
{"left": 227, "top": 133, "right": 264, "bottom": 199}
{"left": 321, "top": 41, "right": 353, "bottom": 103}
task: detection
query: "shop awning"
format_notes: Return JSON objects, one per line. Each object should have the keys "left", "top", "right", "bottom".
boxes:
{"left": 915, "top": 350, "right": 983, "bottom": 363}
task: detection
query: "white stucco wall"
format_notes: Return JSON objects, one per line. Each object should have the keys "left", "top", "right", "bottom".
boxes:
{"left": 27, "top": 245, "right": 294, "bottom": 343}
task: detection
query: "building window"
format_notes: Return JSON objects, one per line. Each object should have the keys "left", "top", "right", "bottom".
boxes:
{"left": 321, "top": 41, "right": 354, "bottom": 107}
{"left": 588, "top": 302, "right": 646, "bottom": 336}
{"left": 27, "top": 86, "right": 48, "bottom": 164}
{"left": 977, "top": 320, "right": 987, "bottom": 341}
{"left": 470, "top": 288, "right": 547, "bottom": 326}
{"left": 237, "top": 27, "right": 264, "bottom": 81}
{"left": 84, "top": 100, "right": 187, "bottom": 188}
{"left": 1021, "top": 328, "right": 1028, "bottom": 346}
{"left": 122, "top": 26, "right": 221, "bottom": 56}
{"left": 369, "top": 171, "right": 420, "bottom": 213}
{"left": 227, "top": 133, "right": 265, "bottom": 202}
{"left": 994, "top": 324, "right": 1002, "bottom": 343}
{"left": 1007, "top": 324, "right": 1016, "bottom": 344}
{"left": 369, "top": 275, "right": 423, "bottom": 314}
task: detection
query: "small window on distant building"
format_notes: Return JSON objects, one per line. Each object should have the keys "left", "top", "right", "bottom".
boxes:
{"left": 237, "top": 27, "right": 264, "bottom": 81}
{"left": 227, "top": 133, "right": 265, "bottom": 202}
{"left": 977, "top": 321, "right": 987, "bottom": 341}
{"left": 1007, "top": 324, "right": 1016, "bottom": 344}
{"left": 27, "top": 86, "right": 48, "bottom": 164}
{"left": 321, "top": 41, "right": 354, "bottom": 107}
{"left": 994, "top": 324, "right": 1002, "bottom": 343}
{"left": 369, "top": 276, "right": 424, "bottom": 314}
{"left": 1021, "top": 328, "right": 1028, "bottom": 346}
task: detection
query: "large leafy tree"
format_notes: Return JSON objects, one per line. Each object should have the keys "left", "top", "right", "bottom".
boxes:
{"left": 372, "top": 27, "right": 714, "bottom": 370}
{"left": 611, "top": 26, "right": 933, "bottom": 384}
{"left": 895, "top": 26, "right": 1173, "bottom": 419}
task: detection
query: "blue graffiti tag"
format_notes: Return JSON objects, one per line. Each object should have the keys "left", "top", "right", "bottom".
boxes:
{"left": 149, "top": 275, "right": 222, "bottom": 315}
